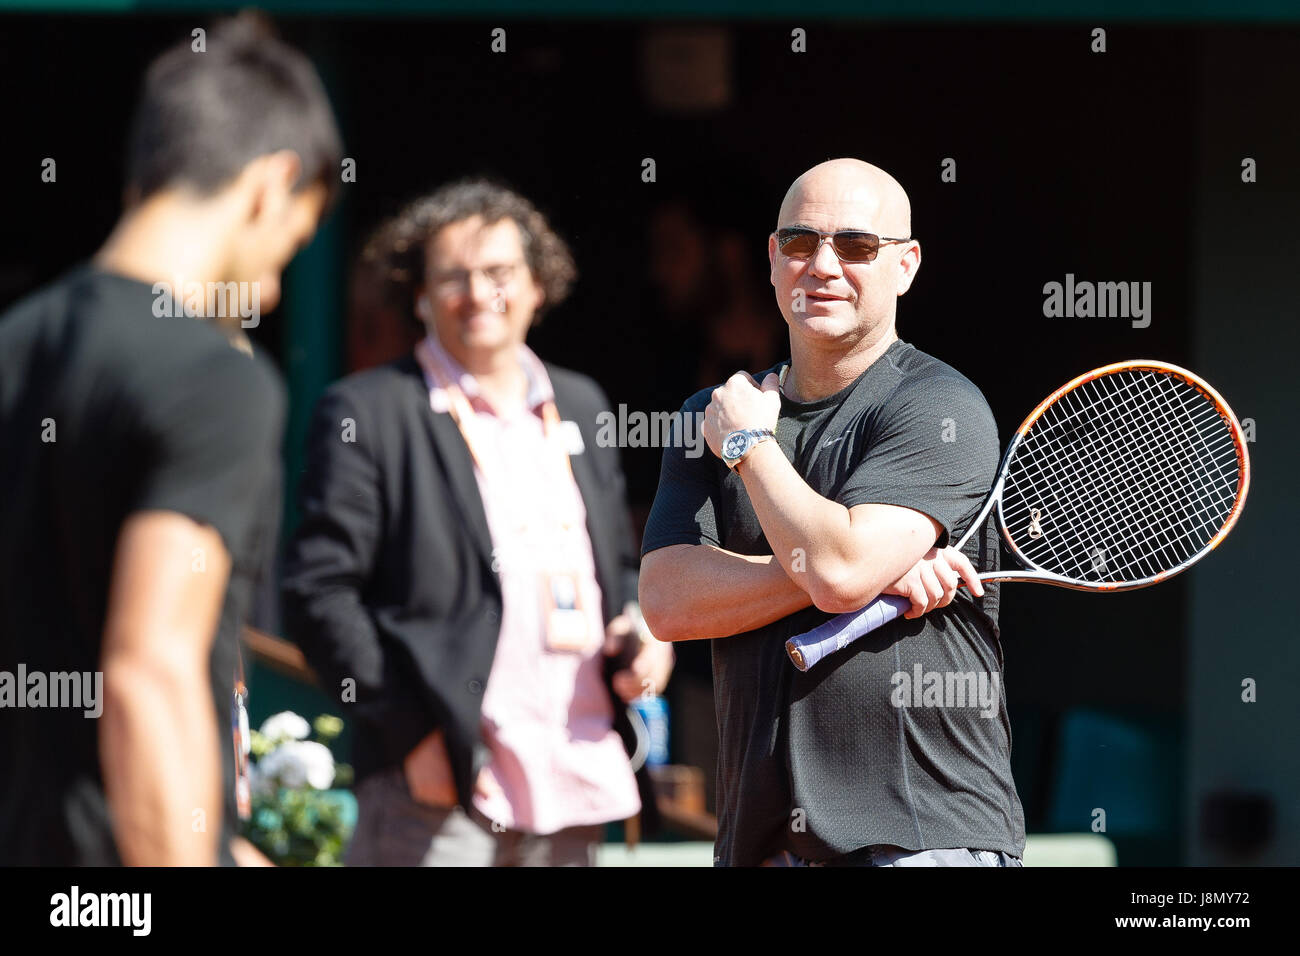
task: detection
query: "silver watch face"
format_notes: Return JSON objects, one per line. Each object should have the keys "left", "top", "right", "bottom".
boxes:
{"left": 723, "top": 431, "right": 752, "bottom": 461}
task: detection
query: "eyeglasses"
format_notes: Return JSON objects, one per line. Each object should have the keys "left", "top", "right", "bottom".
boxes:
{"left": 775, "top": 228, "right": 913, "bottom": 263}
{"left": 429, "top": 262, "right": 524, "bottom": 296}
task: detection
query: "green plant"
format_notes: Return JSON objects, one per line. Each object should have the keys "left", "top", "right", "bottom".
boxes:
{"left": 241, "top": 711, "right": 355, "bottom": 866}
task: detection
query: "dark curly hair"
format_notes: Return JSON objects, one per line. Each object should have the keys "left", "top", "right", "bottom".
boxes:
{"left": 361, "top": 178, "right": 577, "bottom": 326}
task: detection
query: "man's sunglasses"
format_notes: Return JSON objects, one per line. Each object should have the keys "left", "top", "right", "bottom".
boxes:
{"left": 775, "top": 227, "right": 913, "bottom": 263}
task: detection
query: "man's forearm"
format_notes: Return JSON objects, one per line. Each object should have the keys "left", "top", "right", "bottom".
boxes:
{"left": 735, "top": 442, "right": 860, "bottom": 579}
{"left": 735, "top": 441, "right": 937, "bottom": 612}
{"left": 100, "top": 658, "right": 221, "bottom": 866}
{"left": 639, "top": 544, "right": 812, "bottom": 642}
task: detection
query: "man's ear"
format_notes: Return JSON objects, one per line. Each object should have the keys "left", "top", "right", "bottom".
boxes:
{"left": 767, "top": 232, "right": 779, "bottom": 287}
{"left": 415, "top": 292, "right": 433, "bottom": 323}
{"left": 265, "top": 149, "right": 303, "bottom": 196}
{"left": 895, "top": 241, "right": 922, "bottom": 297}
{"left": 242, "top": 150, "right": 303, "bottom": 223}
{"left": 523, "top": 269, "right": 546, "bottom": 321}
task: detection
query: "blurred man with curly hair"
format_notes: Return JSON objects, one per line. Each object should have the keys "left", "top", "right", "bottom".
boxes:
{"left": 283, "top": 180, "right": 673, "bottom": 866}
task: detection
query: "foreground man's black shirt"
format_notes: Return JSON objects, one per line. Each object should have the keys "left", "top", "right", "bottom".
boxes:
{"left": 0, "top": 265, "right": 284, "bottom": 865}
{"left": 642, "top": 340, "right": 1025, "bottom": 866}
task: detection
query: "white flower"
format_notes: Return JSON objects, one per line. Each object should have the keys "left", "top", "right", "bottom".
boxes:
{"left": 249, "top": 761, "right": 275, "bottom": 798}
{"left": 259, "top": 740, "right": 336, "bottom": 791}
{"left": 259, "top": 711, "right": 311, "bottom": 743}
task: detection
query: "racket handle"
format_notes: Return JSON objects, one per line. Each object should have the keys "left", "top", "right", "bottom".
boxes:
{"left": 785, "top": 594, "right": 912, "bottom": 672}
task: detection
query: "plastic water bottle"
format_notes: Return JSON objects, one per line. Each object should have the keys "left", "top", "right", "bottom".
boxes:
{"left": 632, "top": 695, "right": 670, "bottom": 767}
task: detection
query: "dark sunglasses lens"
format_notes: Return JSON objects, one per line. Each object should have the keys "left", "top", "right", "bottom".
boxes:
{"left": 833, "top": 233, "right": 880, "bottom": 262}
{"left": 778, "top": 230, "right": 820, "bottom": 258}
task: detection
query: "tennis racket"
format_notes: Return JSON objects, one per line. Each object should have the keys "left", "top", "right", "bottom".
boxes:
{"left": 785, "top": 360, "right": 1250, "bottom": 672}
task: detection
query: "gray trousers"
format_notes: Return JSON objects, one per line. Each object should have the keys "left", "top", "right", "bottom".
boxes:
{"left": 346, "top": 768, "right": 605, "bottom": 867}
{"left": 765, "top": 845, "right": 1023, "bottom": 867}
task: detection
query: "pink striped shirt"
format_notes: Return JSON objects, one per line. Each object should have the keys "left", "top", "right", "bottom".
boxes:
{"left": 414, "top": 334, "right": 641, "bottom": 835}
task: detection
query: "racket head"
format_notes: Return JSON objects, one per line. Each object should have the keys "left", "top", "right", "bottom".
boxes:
{"left": 993, "top": 360, "right": 1249, "bottom": 591}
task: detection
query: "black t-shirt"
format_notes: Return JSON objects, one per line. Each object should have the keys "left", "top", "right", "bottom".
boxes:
{"left": 0, "top": 264, "right": 284, "bottom": 865}
{"left": 642, "top": 339, "right": 1025, "bottom": 866}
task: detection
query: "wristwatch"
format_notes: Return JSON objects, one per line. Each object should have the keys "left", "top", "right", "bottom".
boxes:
{"left": 721, "top": 428, "right": 776, "bottom": 469}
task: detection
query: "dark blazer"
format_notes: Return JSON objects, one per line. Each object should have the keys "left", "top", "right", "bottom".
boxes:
{"left": 282, "top": 354, "right": 650, "bottom": 820}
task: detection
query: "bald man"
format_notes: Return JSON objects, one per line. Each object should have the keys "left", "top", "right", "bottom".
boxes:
{"left": 639, "top": 159, "right": 1025, "bottom": 867}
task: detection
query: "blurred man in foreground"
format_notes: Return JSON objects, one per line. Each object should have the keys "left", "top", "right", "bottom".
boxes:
{"left": 0, "top": 14, "right": 342, "bottom": 865}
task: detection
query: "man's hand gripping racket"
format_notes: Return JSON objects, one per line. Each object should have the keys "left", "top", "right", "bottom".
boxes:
{"left": 785, "top": 360, "right": 1251, "bottom": 672}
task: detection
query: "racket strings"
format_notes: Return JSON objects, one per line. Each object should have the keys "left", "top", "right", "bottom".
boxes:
{"left": 1010, "top": 375, "right": 1234, "bottom": 580}
{"left": 1007, "top": 402, "right": 1211, "bottom": 581}
{"left": 1152, "top": 372, "right": 1239, "bottom": 506}
{"left": 1029, "top": 377, "right": 1235, "bottom": 575}
{"left": 1069, "top": 382, "right": 1231, "bottom": 577}
{"left": 1000, "top": 369, "right": 1241, "bottom": 583}
{"left": 1141, "top": 375, "right": 1238, "bottom": 536}
{"left": 1007, "top": 372, "right": 1237, "bottom": 580}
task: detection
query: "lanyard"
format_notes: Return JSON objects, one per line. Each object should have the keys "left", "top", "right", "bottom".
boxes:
{"left": 232, "top": 643, "right": 251, "bottom": 820}
{"left": 417, "top": 340, "right": 576, "bottom": 482}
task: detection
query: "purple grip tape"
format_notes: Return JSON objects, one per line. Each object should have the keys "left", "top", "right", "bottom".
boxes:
{"left": 785, "top": 593, "right": 912, "bottom": 672}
